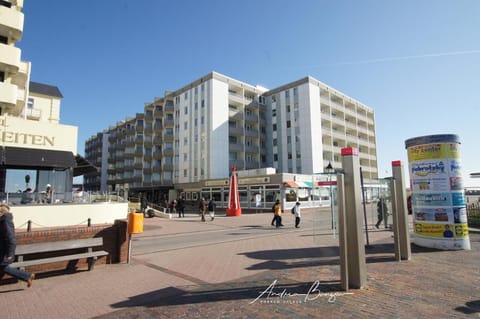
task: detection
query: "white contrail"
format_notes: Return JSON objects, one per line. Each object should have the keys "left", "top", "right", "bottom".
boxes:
{"left": 313, "top": 49, "right": 480, "bottom": 67}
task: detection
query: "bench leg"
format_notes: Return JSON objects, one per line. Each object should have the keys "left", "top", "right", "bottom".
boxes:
{"left": 87, "top": 256, "right": 98, "bottom": 271}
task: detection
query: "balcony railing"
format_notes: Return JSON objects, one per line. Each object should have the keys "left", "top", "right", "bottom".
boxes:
{"left": 24, "top": 107, "right": 41, "bottom": 120}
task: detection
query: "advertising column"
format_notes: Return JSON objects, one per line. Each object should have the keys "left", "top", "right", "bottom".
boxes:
{"left": 405, "top": 134, "right": 470, "bottom": 250}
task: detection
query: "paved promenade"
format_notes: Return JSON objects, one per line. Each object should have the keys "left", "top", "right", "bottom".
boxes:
{"left": 1, "top": 211, "right": 479, "bottom": 319}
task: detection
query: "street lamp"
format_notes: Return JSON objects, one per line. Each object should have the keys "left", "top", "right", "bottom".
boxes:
{"left": 325, "top": 161, "right": 335, "bottom": 230}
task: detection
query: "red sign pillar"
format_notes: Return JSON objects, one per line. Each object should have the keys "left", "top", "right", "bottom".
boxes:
{"left": 227, "top": 166, "right": 242, "bottom": 216}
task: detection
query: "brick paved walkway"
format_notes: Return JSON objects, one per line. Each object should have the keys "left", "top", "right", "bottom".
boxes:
{"left": 93, "top": 231, "right": 480, "bottom": 319}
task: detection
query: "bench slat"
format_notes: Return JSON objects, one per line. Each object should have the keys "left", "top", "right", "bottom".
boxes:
{"left": 16, "top": 238, "right": 104, "bottom": 255}
{"left": 10, "top": 251, "right": 108, "bottom": 268}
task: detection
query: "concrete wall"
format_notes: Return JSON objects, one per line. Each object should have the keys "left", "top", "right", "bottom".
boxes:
{"left": 10, "top": 202, "right": 129, "bottom": 230}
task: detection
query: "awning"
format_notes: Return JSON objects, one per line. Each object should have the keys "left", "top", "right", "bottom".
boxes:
{"left": 74, "top": 154, "right": 99, "bottom": 177}
{"left": 284, "top": 181, "right": 313, "bottom": 188}
{"left": 284, "top": 181, "right": 297, "bottom": 187}
{"left": 0, "top": 146, "right": 75, "bottom": 168}
{"left": 298, "top": 181, "right": 313, "bottom": 188}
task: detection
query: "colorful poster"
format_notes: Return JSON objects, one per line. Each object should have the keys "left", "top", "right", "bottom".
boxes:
{"left": 405, "top": 134, "right": 470, "bottom": 250}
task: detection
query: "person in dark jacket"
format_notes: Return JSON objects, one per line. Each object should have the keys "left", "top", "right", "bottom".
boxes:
{"left": 177, "top": 197, "right": 185, "bottom": 218}
{"left": 198, "top": 198, "right": 207, "bottom": 222}
{"left": 140, "top": 193, "right": 148, "bottom": 213}
{"left": 375, "top": 198, "right": 388, "bottom": 229}
{"left": 0, "top": 204, "right": 35, "bottom": 287}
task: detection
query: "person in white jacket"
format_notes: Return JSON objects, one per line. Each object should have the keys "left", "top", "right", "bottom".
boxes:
{"left": 293, "top": 202, "right": 301, "bottom": 228}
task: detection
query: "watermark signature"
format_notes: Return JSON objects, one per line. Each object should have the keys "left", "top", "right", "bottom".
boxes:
{"left": 249, "top": 279, "right": 353, "bottom": 305}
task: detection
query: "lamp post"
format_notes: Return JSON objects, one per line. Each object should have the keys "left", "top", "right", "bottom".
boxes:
{"left": 326, "top": 161, "right": 335, "bottom": 230}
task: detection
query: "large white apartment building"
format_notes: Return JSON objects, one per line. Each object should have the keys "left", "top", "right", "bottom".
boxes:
{"left": 264, "top": 76, "right": 377, "bottom": 178}
{"left": 85, "top": 71, "right": 378, "bottom": 203}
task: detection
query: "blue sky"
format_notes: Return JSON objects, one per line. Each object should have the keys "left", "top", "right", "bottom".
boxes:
{"left": 18, "top": 0, "right": 480, "bottom": 187}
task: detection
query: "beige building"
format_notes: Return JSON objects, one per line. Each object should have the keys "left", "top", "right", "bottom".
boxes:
{"left": 0, "top": 0, "right": 78, "bottom": 202}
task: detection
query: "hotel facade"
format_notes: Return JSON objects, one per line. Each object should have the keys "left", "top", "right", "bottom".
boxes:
{"left": 85, "top": 72, "right": 378, "bottom": 210}
{"left": 0, "top": 0, "right": 127, "bottom": 229}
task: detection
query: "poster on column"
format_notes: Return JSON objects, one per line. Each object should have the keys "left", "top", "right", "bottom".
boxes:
{"left": 405, "top": 134, "right": 470, "bottom": 250}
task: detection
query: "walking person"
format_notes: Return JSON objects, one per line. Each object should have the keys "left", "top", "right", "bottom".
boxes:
{"left": 375, "top": 197, "right": 388, "bottom": 229}
{"left": 198, "top": 197, "right": 207, "bottom": 222}
{"left": 271, "top": 201, "right": 277, "bottom": 226}
{"left": 293, "top": 201, "right": 301, "bottom": 228}
{"left": 140, "top": 193, "right": 148, "bottom": 214}
{"left": 208, "top": 198, "right": 216, "bottom": 221}
{"left": 170, "top": 199, "right": 177, "bottom": 217}
{"left": 0, "top": 204, "right": 35, "bottom": 288}
{"left": 177, "top": 197, "right": 185, "bottom": 218}
{"left": 273, "top": 200, "right": 283, "bottom": 228}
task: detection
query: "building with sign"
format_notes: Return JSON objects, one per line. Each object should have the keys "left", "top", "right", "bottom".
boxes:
{"left": 0, "top": 0, "right": 127, "bottom": 229}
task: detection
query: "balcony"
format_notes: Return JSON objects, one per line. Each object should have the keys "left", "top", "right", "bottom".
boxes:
{"left": 154, "top": 124, "right": 163, "bottom": 133}
{"left": 0, "top": 44, "right": 21, "bottom": 72}
{"left": 0, "top": 5, "right": 24, "bottom": 41}
{"left": 24, "top": 107, "right": 41, "bottom": 120}
{"left": 229, "top": 126, "right": 243, "bottom": 136}
{"left": 0, "top": 81, "right": 17, "bottom": 107}
{"left": 229, "top": 143, "right": 243, "bottom": 152}
{"left": 163, "top": 149, "right": 174, "bottom": 157}
{"left": 229, "top": 109, "right": 244, "bottom": 120}
{"left": 162, "top": 163, "right": 174, "bottom": 171}
{"left": 163, "top": 119, "right": 174, "bottom": 127}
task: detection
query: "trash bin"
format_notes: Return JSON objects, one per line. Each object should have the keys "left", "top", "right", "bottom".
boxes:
{"left": 128, "top": 211, "right": 144, "bottom": 234}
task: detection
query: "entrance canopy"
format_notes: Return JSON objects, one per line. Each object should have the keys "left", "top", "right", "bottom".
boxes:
{"left": 0, "top": 146, "right": 75, "bottom": 168}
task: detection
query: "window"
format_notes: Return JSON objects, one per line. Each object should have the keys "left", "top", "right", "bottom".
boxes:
{"left": 184, "top": 153, "right": 188, "bottom": 161}
{"left": 195, "top": 102, "right": 198, "bottom": 110}
{"left": 201, "top": 116, "right": 204, "bottom": 125}
{"left": 184, "top": 137, "right": 188, "bottom": 145}
{"left": 184, "top": 106, "right": 188, "bottom": 115}
{"left": 273, "top": 124, "right": 277, "bottom": 131}
{"left": 184, "top": 92, "right": 188, "bottom": 99}
{"left": 272, "top": 109, "right": 276, "bottom": 117}
{"left": 27, "top": 98, "right": 34, "bottom": 109}
{"left": 285, "top": 90, "right": 290, "bottom": 98}
{"left": 184, "top": 122, "right": 188, "bottom": 130}
{"left": 201, "top": 100, "right": 205, "bottom": 108}
{"left": 293, "top": 87, "right": 298, "bottom": 97}
{"left": 287, "top": 104, "right": 291, "bottom": 113}
{"left": 286, "top": 120, "right": 291, "bottom": 128}
{"left": 273, "top": 154, "right": 278, "bottom": 161}
{"left": 0, "top": 71, "right": 5, "bottom": 82}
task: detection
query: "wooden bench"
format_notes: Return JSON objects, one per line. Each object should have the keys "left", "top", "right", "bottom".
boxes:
{"left": 11, "top": 237, "right": 108, "bottom": 272}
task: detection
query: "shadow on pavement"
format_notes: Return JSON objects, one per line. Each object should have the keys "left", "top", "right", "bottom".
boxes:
{"left": 107, "top": 280, "right": 343, "bottom": 310}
